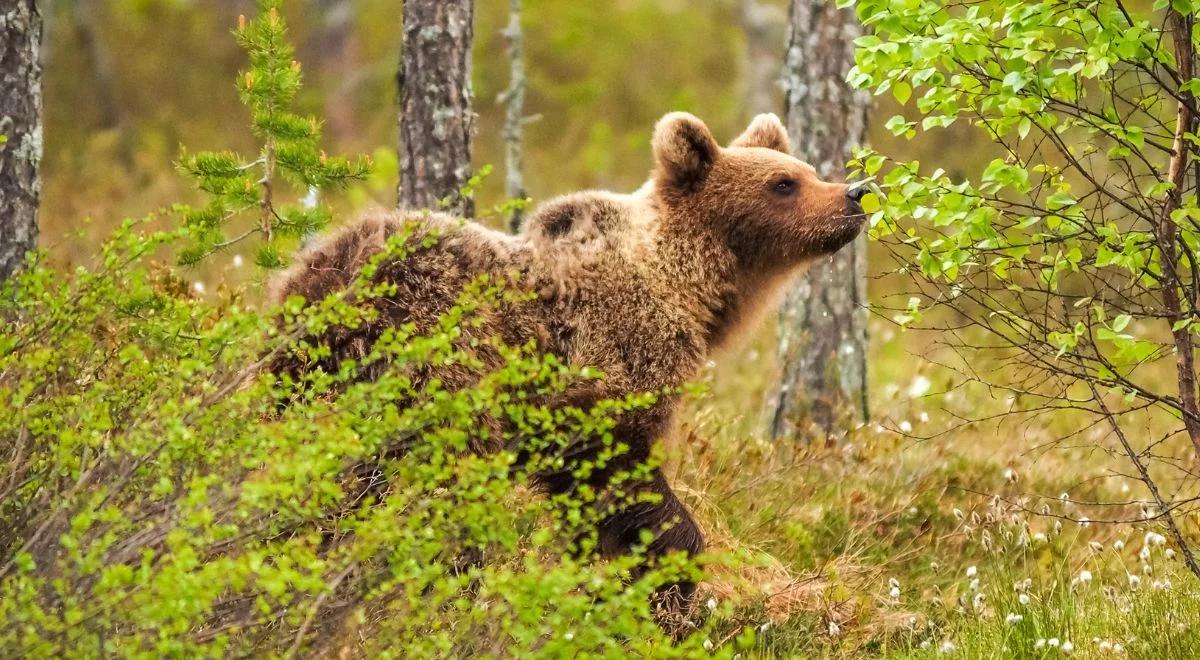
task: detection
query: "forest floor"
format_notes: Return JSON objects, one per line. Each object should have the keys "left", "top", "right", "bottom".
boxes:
{"left": 671, "top": 319, "right": 1200, "bottom": 658}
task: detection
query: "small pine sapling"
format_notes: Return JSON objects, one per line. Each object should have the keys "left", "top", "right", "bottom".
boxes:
{"left": 175, "top": 0, "right": 370, "bottom": 268}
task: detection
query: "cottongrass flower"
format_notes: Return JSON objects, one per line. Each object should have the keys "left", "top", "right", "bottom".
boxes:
{"left": 1048, "top": 637, "right": 1060, "bottom": 648}
{"left": 1079, "top": 516, "right": 1090, "bottom": 528}
{"left": 969, "top": 578, "right": 980, "bottom": 592}
{"left": 1153, "top": 579, "right": 1172, "bottom": 591}
{"left": 966, "top": 565, "right": 978, "bottom": 578}
{"left": 899, "top": 420, "right": 913, "bottom": 433}
{"left": 703, "top": 638, "right": 714, "bottom": 651}
{"left": 1146, "top": 531, "right": 1167, "bottom": 546}
{"left": 827, "top": 620, "right": 841, "bottom": 638}
{"left": 1166, "top": 548, "right": 1176, "bottom": 560}
{"left": 1113, "top": 539, "right": 1125, "bottom": 551}
{"left": 1005, "top": 612, "right": 1024, "bottom": 625}
{"left": 232, "top": 253, "right": 244, "bottom": 268}
{"left": 1018, "top": 593, "right": 1031, "bottom": 605}
{"left": 972, "top": 592, "right": 985, "bottom": 611}
{"left": 1128, "top": 574, "right": 1141, "bottom": 588}
{"left": 1033, "top": 532, "right": 1048, "bottom": 544}
{"left": 1035, "top": 639, "right": 1046, "bottom": 649}
{"left": 1072, "top": 569, "right": 1093, "bottom": 587}
{"left": 192, "top": 281, "right": 207, "bottom": 295}
{"left": 1061, "top": 640, "right": 1074, "bottom": 654}
{"left": 1003, "top": 467, "right": 1018, "bottom": 482}
{"left": 1139, "top": 545, "right": 1151, "bottom": 561}
{"left": 953, "top": 508, "right": 965, "bottom": 520}
{"left": 909, "top": 375, "right": 932, "bottom": 397}
{"left": 1089, "top": 541, "right": 1104, "bottom": 553}
{"left": 939, "top": 640, "right": 956, "bottom": 654}
{"left": 706, "top": 597, "right": 717, "bottom": 611}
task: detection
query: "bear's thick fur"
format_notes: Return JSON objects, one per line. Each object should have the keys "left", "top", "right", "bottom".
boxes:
{"left": 268, "top": 112, "right": 864, "bottom": 611}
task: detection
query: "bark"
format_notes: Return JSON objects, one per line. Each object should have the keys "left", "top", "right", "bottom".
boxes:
{"left": 309, "top": 0, "right": 359, "bottom": 145}
{"left": 500, "top": 0, "right": 527, "bottom": 232}
{"left": 72, "top": 0, "right": 122, "bottom": 132}
{"left": 765, "top": 0, "right": 869, "bottom": 441}
{"left": 0, "top": 0, "right": 42, "bottom": 282}
{"left": 1158, "top": 9, "right": 1200, "bottom": 458}
{"left": 738, "top": 0, "right": 786, "bottom": 118}
{"left": 397, "top": 0, "right": 475, "bottom": 218}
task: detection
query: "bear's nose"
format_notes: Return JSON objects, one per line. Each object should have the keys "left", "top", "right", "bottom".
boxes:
{"left": 846, "top": 185, "right": 869, "bottom": 204}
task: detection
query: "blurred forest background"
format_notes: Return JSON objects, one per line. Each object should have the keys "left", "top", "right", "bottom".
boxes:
{"left": 39, "top": 0, "right": 937, "bottom": 269}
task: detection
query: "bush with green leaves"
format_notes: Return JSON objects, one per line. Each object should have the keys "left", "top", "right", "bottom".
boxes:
{"left": 0, "top": 221, "right": 729, "bottom": 657}
{"left": 848, "top": 0, "right": 1200, "bottom": 574}
{"left": 0, "top": 1, "right": 734, "bottom": 656}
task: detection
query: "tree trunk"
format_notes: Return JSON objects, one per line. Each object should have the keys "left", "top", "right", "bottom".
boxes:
{"left": 397, "top": 0, "right": 475, "bottom": 218}
{"left": 500, "top": 0, "right": 527, "bottom": 232}
{"left": 765, "top": 0, "right": 869, "bottom": 441}
{"left": 309, "top": 0, "right": 359, "bottom": 146}
{"left": 0, "top": 0, "right": 43, "bottom": 282}
{"left": 738, "top": 0, "right": 786, "bottom": 118}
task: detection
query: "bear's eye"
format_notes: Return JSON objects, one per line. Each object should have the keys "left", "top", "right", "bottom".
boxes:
{"left": 772, "top": 179, "right": 797, "bottom": 196}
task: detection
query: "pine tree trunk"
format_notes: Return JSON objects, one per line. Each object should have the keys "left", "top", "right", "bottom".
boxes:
{"left": 765, "top": 0, "right": 869, "bottom": 441}
{"left": 739, "top": 0, "right": 785, "bottom": 118}
{"left": 397, "top": 0, "right": 475, "bottom": 218}
{"left": 0, "top": 0, "right": 42, "bottom": 282}
{"left": 310, "top": 0, "right": 358, "bottom": 145}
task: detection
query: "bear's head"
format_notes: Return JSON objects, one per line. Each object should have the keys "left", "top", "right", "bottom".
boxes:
{"left": 650, "top": 112, "right": 866, "bottom": 271}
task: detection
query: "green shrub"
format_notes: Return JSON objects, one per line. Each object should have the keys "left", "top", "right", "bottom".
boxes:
{"left": 0, "top": 221, "right": 721, "bottom": 657}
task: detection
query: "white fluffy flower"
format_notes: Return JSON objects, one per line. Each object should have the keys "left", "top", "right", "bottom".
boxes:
{"left": 1005, "top": 612, "right": 1024, "bottom": 624}
{"left": 939, "top": 640, "right": 956, "bottom": 654}
{"left": 1018, "top": 593, "right": 1031, "bottom": 605}
{"left": 1076, "top": 570, "right": 1093, "bottom": 585}
{"left": 827, "top": 620, "right": 841, "bottom": 637}
{"left": 966, "top": 565, "right": 978, "bottom": 578}
{"left": 1061, "top": 640, "right": 1074, "bottom": 654}
{"left": 908, "top": 375, "right": 932, "bottom": 397}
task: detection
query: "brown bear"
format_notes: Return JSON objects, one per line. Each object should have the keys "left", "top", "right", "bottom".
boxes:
{"left": 267, "top": 111, "right": 866, "bottom": 618}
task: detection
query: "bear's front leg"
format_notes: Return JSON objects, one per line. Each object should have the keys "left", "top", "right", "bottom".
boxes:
{"left": 595, "top": 469, "right": 704, "bottom": 634}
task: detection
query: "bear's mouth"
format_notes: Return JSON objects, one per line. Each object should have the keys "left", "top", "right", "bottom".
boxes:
{"left": 815, "top": 211, "right": 866, "bottom": 254}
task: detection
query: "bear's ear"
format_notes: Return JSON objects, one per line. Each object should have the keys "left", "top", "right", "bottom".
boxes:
{"left": 653, "top": 112, "right": 719, "bottom": 192}
{"left": 729, "top": 113, "right": 791, "bottom": 154}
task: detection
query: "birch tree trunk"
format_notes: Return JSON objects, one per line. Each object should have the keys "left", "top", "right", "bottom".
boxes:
{"left": 500, "top": 0, "right": 527, "bottom": 232}
{"left": 397, "top": 0, "right": 475, "bottom": 218}
{"left": 0, "top": 0, "right": 42, "bottom": 282}
{"left": 764, "top": 0, "right": 869, "bottom": 441}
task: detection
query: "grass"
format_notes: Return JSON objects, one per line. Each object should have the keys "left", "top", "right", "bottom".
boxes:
{"left": 663, "top": 318, "right": 1200, "bottom": 658}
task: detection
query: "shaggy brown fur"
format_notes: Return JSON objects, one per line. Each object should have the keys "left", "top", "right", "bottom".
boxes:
{"left": 268, "top": 111, "right": 865, "bottom": 614}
